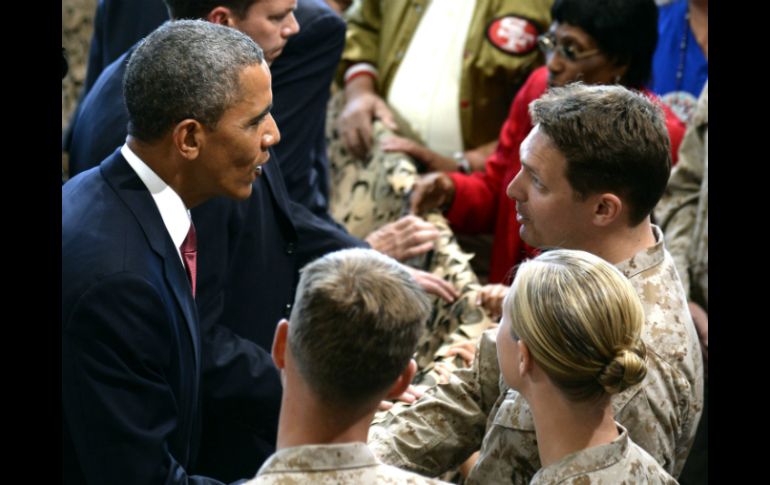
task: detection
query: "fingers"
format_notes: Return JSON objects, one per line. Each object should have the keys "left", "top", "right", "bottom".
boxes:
{"left": 377, "top": 400, "right": 394, "bottom": 411}
{"left": 445, "top": 345, "right": 476, "bottom": 366}
{"left": 413, "top": 270, "right": 459, "bottom": 302}
{"left": 432, "top": 362, "right": 453, "bottom": 384}
{"left": 380, "top": 135, "right": 411, "bottom": 153}
{"left": 346, "top": 122, "right": 372, "bottom": 160}
{"left": 401, "top": 240, "right": 435, "bottom": 260}
{"left": 475, "top": 284, "right": 509, "bottom": 320}
{"left": 409, "top": 173, "right": 453, "bottom": 215}
{"left": 375, "top": 100, "right": 398, "bottom": 131}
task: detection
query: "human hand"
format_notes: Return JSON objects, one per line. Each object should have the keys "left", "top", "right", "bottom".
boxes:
{"left": 381, "top": 135, "right": 458, "bottom": 172}
{"left": 409, "top": 173, "right": 456, "bottom": 215}
{"left": 444, "top": 340, "right": 480, "bottom": 367}
{"left": 338, "top": 79, "right": 397, "bottom": 160}
{"left": 365, "top": 215, "right": 440, "bottom": 261}
{"left": 378, "top": 384, "right": 425, "bottom": 411}
{"left": 403, "top": 266, "right": 459, "bottom": 303}
{"left": 476, "top": 284, "right": 509, "bottom": 321}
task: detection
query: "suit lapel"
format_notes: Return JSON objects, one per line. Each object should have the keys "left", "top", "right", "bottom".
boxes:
{"left": 100, "top": 152, "right": 201, "bottom": 371}
{"left": 262, "top": 150, "right": 298, "bottom": 239}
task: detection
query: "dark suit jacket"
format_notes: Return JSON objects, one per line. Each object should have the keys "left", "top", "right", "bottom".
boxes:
{"left": 62, "top": 152, "right": 223, "bottom": 484}
{"left": 65, "top": 0, "right": 366, "bottom": 263}
{"left": 83, "top": 0, "right": 169, "bottom": 95}
{"left": 63, "top": 1, "right": 366, "bottom": 478}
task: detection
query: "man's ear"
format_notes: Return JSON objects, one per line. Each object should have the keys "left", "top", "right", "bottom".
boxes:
{"left": 172, "top": 119, "right": 204, "bottom": 160}
{"left": 207, "top": 6, "right": 236, "bottom": 27}
{"left": 385, "top": 358, "right": 417, "bottom": 400}
{"left": 272, "top": 319, "right": 290, "bottom": 369}
{"left": 592, "top": 192, "right": 623, "bottom": 227}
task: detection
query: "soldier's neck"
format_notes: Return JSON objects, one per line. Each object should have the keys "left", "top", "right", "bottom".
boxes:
{"left": 276, "top": 372, "right": 375, "bottom": 449}
{"left": 528, "top": 387, "right": 619, "bottom": 468}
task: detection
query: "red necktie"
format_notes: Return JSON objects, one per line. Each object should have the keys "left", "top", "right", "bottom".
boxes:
{"left": 180, "top": 223, "right": 197, "bottom": 298}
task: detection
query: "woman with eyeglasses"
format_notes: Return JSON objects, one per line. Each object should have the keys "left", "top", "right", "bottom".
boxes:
{"left": 411, "top": 0, "right": 686, "bottom": 318}
{"left": 496, "top": 249, "right": 677, "bottom": 484}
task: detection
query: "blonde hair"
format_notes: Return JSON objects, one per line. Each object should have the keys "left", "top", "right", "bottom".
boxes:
{"left": 505, "top": 249, "right": 647, "bottom": 401}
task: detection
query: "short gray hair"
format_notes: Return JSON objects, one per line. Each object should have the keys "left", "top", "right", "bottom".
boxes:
{"left": 124, "top": 19, "right": 265, "bottom": 141}
{"left": 288, "top": 249, "right": 431, "bottom": 407}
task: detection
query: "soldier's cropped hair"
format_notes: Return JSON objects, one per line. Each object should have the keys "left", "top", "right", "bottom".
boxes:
{"left": 124, "top": 19, "right": 264, "bottom": 142}
{"left": 504, "top": 249, "right": 647, "bottom": 402}
{"left": 288, "top": 248, "right": 431, "bottom": 407}
{"left": 530, "top": 83, "right": 671, "bottom": 225}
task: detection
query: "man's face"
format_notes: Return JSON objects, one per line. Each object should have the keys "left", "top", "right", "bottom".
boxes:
{"left": 232, "top": 0, "right": 300, "bottom": 64}
{"left": 506, "top": 126, "right": 595, "bottom": 249}
{"left": 197, "top": 62, "right": 280, "bottom": 200}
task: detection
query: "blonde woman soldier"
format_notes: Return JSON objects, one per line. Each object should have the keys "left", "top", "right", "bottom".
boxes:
{"left": 497, "top": 249, "right": 677, "bottom": 484}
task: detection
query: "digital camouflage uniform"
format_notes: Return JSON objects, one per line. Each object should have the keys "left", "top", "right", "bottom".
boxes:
{"left": 368, "top": 227, "right": 704, "bottom": 483}
{"left": 529, "top": 425, "right": 678, "bottom": 485}
{"left": 655, "top": 82, "right": 708, "bottom": 310}
{"left": 327, "top": 110, "right": 497, "bottom": 382}
{"left": 246, "top": 442, "right": 450, "bottom": 484}
{"left": 654, "top": 81, "right": 708, "bottom": 485}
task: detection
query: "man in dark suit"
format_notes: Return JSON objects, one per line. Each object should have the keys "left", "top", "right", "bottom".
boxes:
{"left": 64, "top": 2, "right": 456, "bottom": 479}
{"left": 64, "top": 1, "right": 454, "bottom": 287}
{"left": 62, "top": 20, "right": 280, "bottom": 484}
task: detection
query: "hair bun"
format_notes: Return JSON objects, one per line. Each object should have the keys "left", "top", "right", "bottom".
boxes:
{"left": 597, "top": 343, "right": 647, "bottom": 395}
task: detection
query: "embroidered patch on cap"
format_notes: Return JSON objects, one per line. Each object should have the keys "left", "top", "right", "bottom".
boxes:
{"left": 486, "top": 15, "right": 540, "bottom": 56}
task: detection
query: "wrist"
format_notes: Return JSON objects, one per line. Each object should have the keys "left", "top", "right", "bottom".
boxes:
{"left": 452, "top": 151, "right": 471, "bottom": 174}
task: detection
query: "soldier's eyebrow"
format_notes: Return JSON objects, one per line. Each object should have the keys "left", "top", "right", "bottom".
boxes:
{"left": 521, "top": 161, "right": 539, "bottom": 176}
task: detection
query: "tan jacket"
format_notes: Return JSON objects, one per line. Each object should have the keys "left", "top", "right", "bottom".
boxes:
{"left": 340, "top": 0, "right": 553, "bottom": 149}
{"left": 530, "top": 424, "right": 678, "bottom": 484}
{"left": 247, "top": 442, "right": 449, "bottom": 484}
{"left": 369, "top": 226, "right": 704, "bottom": 483}
{"left": 656, "top": 82, "right": 708, "bottom": 309}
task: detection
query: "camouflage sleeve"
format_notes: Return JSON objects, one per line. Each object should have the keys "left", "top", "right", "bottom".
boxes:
{"left": 654, "top": 85, "right": 708, "bottom": 297}
{"left": 337, "top": 0, "right": 383, "bottom": 84}
{"left": 368, "top": 329, "right": 501, "bottom": 477}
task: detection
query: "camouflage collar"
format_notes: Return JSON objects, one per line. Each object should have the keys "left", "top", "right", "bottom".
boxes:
{"left": 257, "top": 442, "right": 378, "bottom": 474}
{"left": 616, "top": 225, "right": 665, "bottom": 280}
{"left": 530, "top": 424, "right": 630, "bottom": 484}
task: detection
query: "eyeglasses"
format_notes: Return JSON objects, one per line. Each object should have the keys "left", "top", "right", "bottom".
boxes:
{"left": 537, "top": 33, "right": 601, "bottom": 62}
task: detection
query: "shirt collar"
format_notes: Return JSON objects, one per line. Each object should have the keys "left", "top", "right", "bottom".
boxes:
{"left": 531, "top": 423, "right": 630, "bottom": 483}
{"left": 615, "top": 225, "right": 665, "bottom": 279}
{"left": 121, "top": 144, "right": 191, "bottom": 262}
{"left": 257, "top": 442, "right": 379, "bottom": 475}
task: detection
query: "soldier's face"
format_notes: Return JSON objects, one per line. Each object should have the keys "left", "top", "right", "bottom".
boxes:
{"left": 506, "top": 126, "right": 595, "bottom": 250}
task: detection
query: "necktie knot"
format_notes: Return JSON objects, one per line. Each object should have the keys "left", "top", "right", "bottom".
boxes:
{"left": 181, "top": 223, "right": 197, "bottom": 298}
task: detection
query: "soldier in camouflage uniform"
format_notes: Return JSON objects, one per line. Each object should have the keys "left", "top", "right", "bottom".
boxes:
{"left": 368, "top": 84, "right": 704, "bottom": 483}
{"left": 655, "top": 81, "right": 708, "bottom": 485}
{"left": 530, "top": 425, "right": 678, "bottom": 485}
{"left": 248, "top": 249, "right": 449, "bottom": 484}
{"left": 655, "top": 81, "right": 708, "bottom": 370}
{"left": 500, "top": 249, "right": 677, "bottom": 485}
